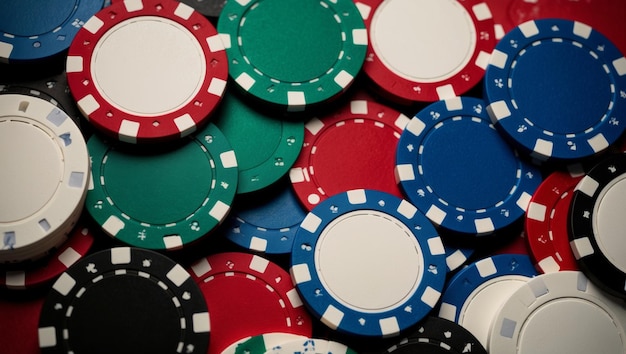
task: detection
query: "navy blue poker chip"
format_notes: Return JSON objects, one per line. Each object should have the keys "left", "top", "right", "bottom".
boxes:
{"left": 0, "top": 0, "right": 103, "bottom": 62}
{"left": 290, "top": 189, "right": 447, "bottom": 337}
{"left": 395, "top": 96, "right": 542, "bottom": 236}
{"left": 443, "top": 243, "right": 474, "bottom": 273}
{"left": 484, "top": 18, "right": 626, "bottom": 161}
{"left": 225, "top": 178, "right": 307, "bottom": 254}
{"left": 438, "top": 254, "right": 537, "bottom": 347}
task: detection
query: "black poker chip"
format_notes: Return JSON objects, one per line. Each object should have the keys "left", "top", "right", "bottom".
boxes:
{"left": 380, "top": 317, "right": 487, "bottom": 354}
{"left": 37, "top": 247, "right": 210, "bottom": 354}
{"left": 569, "top": 152, "right": 626, "bottom": 300}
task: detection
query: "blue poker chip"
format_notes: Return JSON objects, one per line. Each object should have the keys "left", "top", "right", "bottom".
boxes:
{"left": 444, "top": 244, "right": 474, "bottom": 273}
{"left": 438, "top": 254, "right": 538, "bottom": 348}
{"left": 0, "top": 0, "right": 104, "bottom": 62}
{"left": 484, "top": 19, "right": 626, "bottom": 161}
{"left": 395, "top": 96, "right": 542, "bottom": 236}
{"left": 225, "top": 178, "right": 307, "bottom": 254}
{"left": 290, "top": 189, "right": 447, "bottom": 337}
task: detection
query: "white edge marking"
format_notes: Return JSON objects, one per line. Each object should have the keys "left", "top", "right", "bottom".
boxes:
{"left": 190, "top": 257, "right": 212, "bottom": 278}
{"left": 66, "top": 56, "right": 84, "bottom": 73}
{"left": 166, "top": 264, "right": 190, "bottom": 287}
{"left": 192, "top": 312, "right": 211, "bottom": 333}
{"left": 290, "top": 263, "right": 312, "bottom": 284}
{"left": 353, "top": 28, "right": 368, "bottom": 45}
{"left": 206, "top": 34, "right": 225, "bottom": 52}
{"left": 174, "top": 2, "right": 194, "bottom": 20}
{"left": 220, "top": 150, "right": 238, "bottom": 169}
{"left": 519, "top": 21, "right": 539, "bottom": 38}
{"left": 321, "top": 304, "right": 343, "bottom": 330}
{"left": 83, "top": 16, "right": 104, "bottom": 34}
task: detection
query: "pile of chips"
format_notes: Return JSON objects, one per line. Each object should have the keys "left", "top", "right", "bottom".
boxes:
{"left": 2, "top": 0, "right": 626, "bottom": 353}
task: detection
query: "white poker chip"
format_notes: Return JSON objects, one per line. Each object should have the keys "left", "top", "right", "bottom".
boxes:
{"left": 0, "top": 94, "right": 89, "bottom": 263}
{"left": 489, "top": 271, "right": 626, "bottom": 353}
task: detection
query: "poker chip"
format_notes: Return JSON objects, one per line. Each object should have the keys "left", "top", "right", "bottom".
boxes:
{"left": 525, "top": 170, "right": 582, "bottom": 273}
{"left": 0, "top": 222, "right": 95, "bottom": 290}
{"left": 395, "top": 97, "right": 541, "bottom": 236}
{"left": 358, "top": 0, "right": 496, "bottom": 103}
{"left": 213, "top": 91, "right": 304, "bottom": 194}
{"left": 222, "top": 333, "right": 307, "bottom": 354}
{"left": 0, "top": 294, "right": 45, "bottom": 354}
{"left": 217, "top": 0, "right": 367, "bottom": 112}
{"left": 1, "top": 71, "right": 83, "bottom": 127}
{"left": 290, "top": 99, "right": 409, "bottom": 211}
{"left": 0, "top": 94, "right": 89, "bottom": 263}
{"left": 569, "top": 153, "right": 626, "bottom": 299}
{"left": 379, "top": 317, "right": 487, "bottom": 354}
{"left": 489, "top": 271, "right": 626, "bottom": 353}
{"left": 484, "top": 19, "right": 626, "bottom": 161}
{"left": 265, "top": 338, "right": 357, "bottom": 354}
{"left": 487, "top": 0, "right": 626, "bottom": 55}
{"left": 0, "top": 0, "right": 103, "bottom": 62}
{"left": 189, "top": 252, "right": 313, "bottom": 354}
{"left": 67, "top": 0, "right": 228, "bottom": 143}
{"left": 438, "top": 254, "right": 537, "bottom": 348}
{"left": 225, "top": 178, "right": 308, "bottom": 254}
{"left": 443, "top": 244, "right": 474, "bottom": 273}
{"left": 111, "top": 0, "right": 227, "bottom": 17}
{"left": 38, "top": 247, "right": 210, "bottom": 354}
{"left": 291, "top": 189, "right": 447, "bottom": 337}
{"left": 488, "top": 230, "right": 529, "bottom": 257}
{"left": 85, "top": 122, "right": 237, "bottom": 250}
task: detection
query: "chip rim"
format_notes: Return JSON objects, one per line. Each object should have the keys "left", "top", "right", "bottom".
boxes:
{"left": 213, "top": 91, "right": 304, "bottom": 194}
{"left": 290, "top": 189, "right": 447, "bottom": 337}
{"left": 0, "top": 93, "right": 89, "bottom": 263}
{"left": 85, "top": 122, "right": 238, "bottom": 250}
{"left": 383, "top": 316, "right": 487, "bottom": 354}
{"left": 488, "top": 271, "right": 626, "bottom": 353}
{"left": 188, "top": 252, "right": 313, "bottom": 354}
{"left": 290, "top": 99, "right": 409, "bottom": 211}
{"left": 225, "top": 179, "right": 308, "bottom": 254}
{"left": 525, "top": 170, "right": 582, "bottom": 273}
{"left": 217, "top": 0, "right": 367, "bottom": 111}
{"left": 0, "top": 0, "right": 103, "bottom": 62}
{"left": 484, "top": 18, "right": 626, "bottom": 161}
{"left": 37, "top": 247, "right": 211, "bottom": 354}
{"left": 66, "top": 0, "right": 228, "bottom": 143}
{"left": 395, "top": 96, "right": 542, "bottom": 236}
{"left": 569, "top": 152, "right": 626, "bottom": 299}
{"left": 0, "top": 222, "right": 95, "bottom": 289}
{"left": 359, "top": 0, "right": 496, "bottom": 103}
{"left": 438, "top": 254, "right": 537, "bottom": 347}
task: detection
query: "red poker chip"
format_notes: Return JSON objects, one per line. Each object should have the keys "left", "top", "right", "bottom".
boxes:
{"left": 289, "top": 99, "right": 409, "bottom": 211}
{"left": 67, "top": 0, "right": 228, "bottom": 143}
{"left": 0, "top": 223, "right": 95, "bottom": 290}
{"left": 491, "top": 231, "right": 530, "bottom": 256}
{"left": 525, "top": 170, "right": 582, "bottom": 273}
{"left": 188, "top": 252, "right": 313, "bottom": 354}
{"left": 358, "top": 0, "right": 496, "bottom": 103}
{"left": 487, "top": 0, "right": 626, "bottom": 54}
{"left": 0, "top": 294, "right": 44, "bottom": 354}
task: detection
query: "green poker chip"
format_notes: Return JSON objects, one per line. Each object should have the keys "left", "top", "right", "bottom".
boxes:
{"left": 85, "top": 123, "right": 238, "bottom": 250}
{"left": 218, "top": 0, "right": 368, "bottom": 112}
{"left": 213, "top": 92, "right": 304, "bottom": 194}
